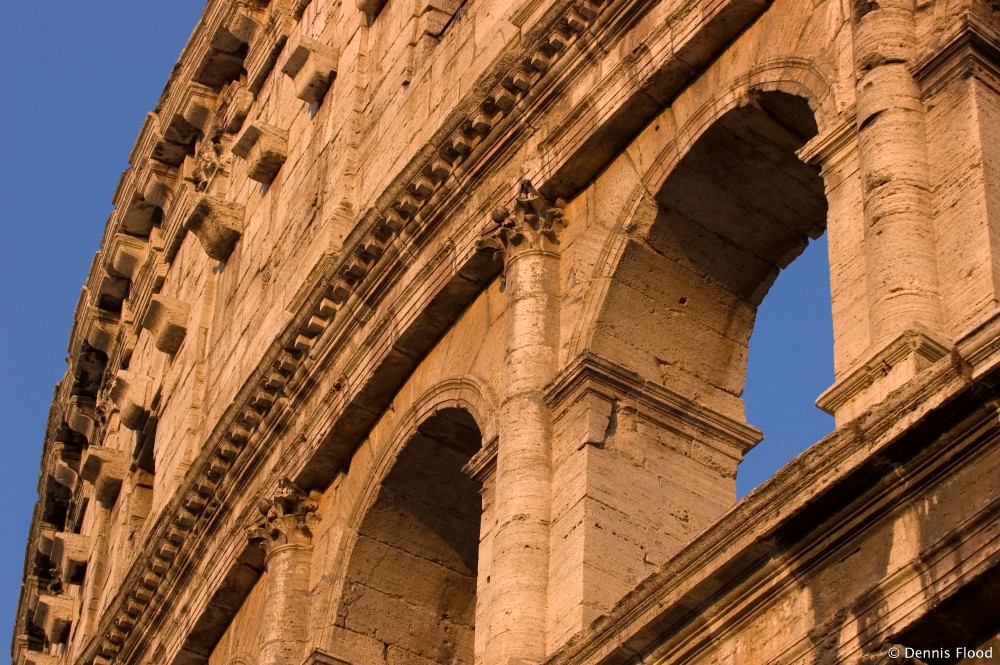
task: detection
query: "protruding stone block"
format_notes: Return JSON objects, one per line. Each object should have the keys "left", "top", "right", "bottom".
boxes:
{"left": 194, "top": 23, "right": 251, "bottom": 89}
{"left": 51, "top": 462, "right": 79, "bottom": 493}
{"left": 81, "top": 446, "right": 128, "bottom": 504}
{"left": 91, "top": 272, "right": 128, "bottom": 313}
{"left": 83, "top": 306, "right": 119, "bottom": 354}
{"left": 110, "top": 370, "right": 155, "bottom": 431}
{"left": 36, "top": 524, "right": 56, "bottom": 557}
{"left": 105, "top": 234, "right": 146, "bottom": 281}
{"left": 138, "top": 161, "right": 178, "bottom": 210}
{"left": 356, "top": 0, "right": 388, "bottom": 23}
{"left": 52, "top": 532, "right": 90, "bottom": 583}
{"left": 281, "top": 35, "right": 338, "bottom": 103}
{"left": 33, "top": 594, "right": 73, "bottom": 644}
{"left": 233, "top": 123, "right": 288, "bottom": 184}
{"left": 22, "top": 650, "right": 60, "bottom": 665}
{"left": 184, "top": 194, "right": 245, "bottom": 261}
{"left": 141, "top": 295, "right": 191, "bottom": 355}
{"left": 67, "top": 397, "right": 96, "bottom": 442}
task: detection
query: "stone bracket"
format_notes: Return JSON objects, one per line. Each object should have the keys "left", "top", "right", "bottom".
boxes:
{"left": 184, "top": 194, "right": 245, "bottom": 261}
{"left": 33, "top": 594, "right": 73, "bottom": 644}
{"left": 105, "top": 234, "right": 147, "bottom": 281}
{"left": 82, "top": 306, "right": 120, "bottom": 355}
{"left": 281, "top": 34, "right": 338, "bottom": 103}
{"left": 140, "top": 294, "right": 191, "bottom": 355}
{"left": 194, "top": 23, "right": 252, "bottom": 89}
{"left": 233, "top": 122, "right": 289, "bottom": 184}
{"left": 81, "top": 446, "right": 129, "bottom": 504}
{"left": 110, "top": 370, "right": 156, "bottom": 431}
{"left": 52, "top": 532, "right": 90, "bottom": 583}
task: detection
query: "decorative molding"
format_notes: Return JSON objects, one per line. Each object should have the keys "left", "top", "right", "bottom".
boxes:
{"left": 300, "top": 648, "right": 352, "bottom": 665}
{"left": 247, "top": 479, "right": 321, "bottom": 555}
{"left": 816, "top": 324, "right": 952, "bottom": 416}
{"left": 462, "top": 435, "right": 498, "bottom": 485}
{"left": 913, "top": 12, "right": 1000, "bottom": 97}
{"left": 245, "top": 6, "right": 292, "bottom": 95}
{"left": 546, "top": 352, "right": 762, "bottom": 459}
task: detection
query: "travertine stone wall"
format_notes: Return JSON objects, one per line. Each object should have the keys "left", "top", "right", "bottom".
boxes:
{"left": 12, "top": 0, "right": 1000, "bottom": 664}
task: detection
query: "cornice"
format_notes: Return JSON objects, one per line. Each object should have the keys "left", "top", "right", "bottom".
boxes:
{"left": 545, "top": 352, "right": 762, "bottom": 458}
{"left": 913, "top": 11, "right": 1000, "bottom": 97}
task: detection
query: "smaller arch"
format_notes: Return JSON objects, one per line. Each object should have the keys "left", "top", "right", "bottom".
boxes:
{"left": 332, "top": 400, "right": 485, "bottom": 665}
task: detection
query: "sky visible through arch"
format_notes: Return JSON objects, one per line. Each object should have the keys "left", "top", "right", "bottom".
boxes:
{"left": 0, "top": 1, "right": 834, "bottom": 645}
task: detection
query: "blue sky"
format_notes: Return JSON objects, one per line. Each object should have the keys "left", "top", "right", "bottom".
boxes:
{"left": 0, "top": 1, "right": 834, "bottom": 645}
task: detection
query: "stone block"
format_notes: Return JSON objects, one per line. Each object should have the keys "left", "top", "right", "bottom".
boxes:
{"left": 52, "top": 532, "right": 90, "bottom": 583}
{"left": 105, "top": 234, "right": 147, "bottom": 281}
{"left": 33, "top": 594, "right": 73, "bottom": 644}
{"left": 281, "top": 34, "right": 338, "bottom": 103}
{"left": 233, "top": 123, "right": 289, "bottom": 184}
{"left": 184, "top": 194, "right": 245, "bottom": 261}
{"left": 81, "top": 446, "right": 128, "bottom": 504}
{"left": 140, "top": 294, "right": 191, "bottom": 355}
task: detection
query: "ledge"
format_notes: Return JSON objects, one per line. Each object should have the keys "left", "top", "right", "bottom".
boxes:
{"left": 546, "top": 352, "right": 762, "bottom": 460}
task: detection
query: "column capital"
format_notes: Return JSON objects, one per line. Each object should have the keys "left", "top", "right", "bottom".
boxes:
{"left": 248, "top": 479, "right": 320, "bottom": 554}
{"left": 477, "top": 180, "right": 564, "bottom": 280}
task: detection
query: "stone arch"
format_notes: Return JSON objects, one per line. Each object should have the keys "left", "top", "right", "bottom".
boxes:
{"left": 332, "top": 401, "right": 486, "bottom": 665}
{"left": 570, "top": 60, "right": 838, "bottom": 422}
{"left": 570, "top": 55, "right": 846, "bottom": 364}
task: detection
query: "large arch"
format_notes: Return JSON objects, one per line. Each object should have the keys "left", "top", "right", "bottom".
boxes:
{"left": 331, "top": 406, "right": 484, "bottom": 665}
{"left": 587, "top": 88, "right": 828, "bottom": 424}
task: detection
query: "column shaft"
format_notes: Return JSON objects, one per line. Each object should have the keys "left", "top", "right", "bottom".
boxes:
{"left": 483, "top": 182, "right": 562, "bottom": 665}
{"left": 853, "top": 1, "right": 943, "bottom": 345}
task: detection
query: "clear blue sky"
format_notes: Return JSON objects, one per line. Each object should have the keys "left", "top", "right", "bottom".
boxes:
{"left": 0, "top": 1, "right": 833, "bottom": 645}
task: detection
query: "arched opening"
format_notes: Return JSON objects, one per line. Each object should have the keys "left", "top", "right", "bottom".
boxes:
{"left": 738, "top": 233, "right": 834, "bottom": 496}
{"left": 591, "top": 90, "right": 829, "bottom": 494}
{"left": 336, "top": 408, "right": 483, "bottom": 665}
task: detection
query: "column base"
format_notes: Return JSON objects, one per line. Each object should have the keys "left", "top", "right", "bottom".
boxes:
{"left": 818, "top": 324, "right": 952, "bottom": 424}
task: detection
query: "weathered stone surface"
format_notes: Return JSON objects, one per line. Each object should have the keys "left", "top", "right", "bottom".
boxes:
{"left": 12, "top": 2, "right": 1000, "bottom": 665}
